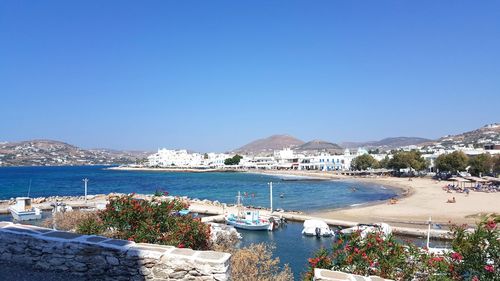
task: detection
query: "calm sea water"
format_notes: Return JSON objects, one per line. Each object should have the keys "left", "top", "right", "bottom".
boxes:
{"left": 0, "top": 166, "right": 397, "bottom": 211}
{"left": 0, "top": 165, "right": 402, "bottom": 279}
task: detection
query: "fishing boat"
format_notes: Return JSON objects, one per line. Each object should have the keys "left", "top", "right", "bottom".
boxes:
{"left": 340, "top": 223, "right": 392, "bottom": 239}
{"left": 302, "top": 219, "right": 335, "bottom": 237}
{"left": 226, "top": 192, "right": 271, "bottom": 231}
{"left": 9, "top": 197, "right": 42, "bottom": 221}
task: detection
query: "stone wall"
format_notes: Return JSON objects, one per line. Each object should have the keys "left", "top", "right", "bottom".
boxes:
{"left": 314, "top": 268, "right": 393, "bottom": 281}
{"left": 0, "top": 221, "right": 230, "bottom": 281}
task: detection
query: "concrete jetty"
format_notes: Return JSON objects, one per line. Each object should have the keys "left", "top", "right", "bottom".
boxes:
{"left": 190, "top": 205, "right": 451, "bottom": 239}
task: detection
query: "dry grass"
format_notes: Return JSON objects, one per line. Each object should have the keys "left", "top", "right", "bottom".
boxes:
{"left": 210, "top": 231, "right": 241, "bottom": 252}
{"left": 231, "top": 243, "right": 293, "bottom": 281}
{"left": 42, "top": 211, "right": 100, "bottom": 232}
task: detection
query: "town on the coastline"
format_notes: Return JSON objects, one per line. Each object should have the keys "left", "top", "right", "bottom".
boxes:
{"left": 138, "top": 123, "right": 500, "bottom": 177}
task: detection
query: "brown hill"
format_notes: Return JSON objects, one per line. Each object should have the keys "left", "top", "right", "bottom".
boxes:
{"left": 234, "top": 135, "right": 304, "bottom": 154}
{"left": 297, "top": 140, "right": 343, "bottom": 152}
{"left": 341, "top": 137, "right": 432, "bottom": 150}
{"left": 437, "top": 123, "right": 500, "bottom": 146}
{"left": 0, "top": 139, "right": 149, "bottom": 166}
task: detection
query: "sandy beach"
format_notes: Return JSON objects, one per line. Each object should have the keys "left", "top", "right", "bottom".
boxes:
{"left": 250, "top": 169, "right": 500, "bottom": 226}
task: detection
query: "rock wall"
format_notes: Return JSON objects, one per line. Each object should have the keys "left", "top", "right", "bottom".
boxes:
{"left": 0, "top": 221, "right": 230, "bottom": 281}
{"left": 314, "top": 268, "right": 393, "bottom": 281}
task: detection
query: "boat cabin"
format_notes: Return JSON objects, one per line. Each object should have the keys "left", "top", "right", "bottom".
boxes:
{"left": 13, "top": 197, "right": 34, "bottom": 211}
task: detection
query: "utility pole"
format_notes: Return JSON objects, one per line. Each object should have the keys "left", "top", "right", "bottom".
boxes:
{"left": 268, "top": 182, "right": 273, "bottom": 213}
{"left": 83, "top": 178, "right": 89, "bottom": 204}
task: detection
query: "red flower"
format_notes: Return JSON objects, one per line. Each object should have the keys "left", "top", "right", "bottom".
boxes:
{"left": 472, "top": 276, "right": 479, "bottom": 281}
{"left": 484, "top": 265, "right": 494, "bottom": 273}
{"left": 485, "top": 220, "right": 497, "bottom": 230}
{"left": 178, "top": 243, "right": 185, "bottom": 248}
{"left": 354, "top": 247, "right": 360, "bottom": 254}
{"left": 451, "top": 252, "right": 463, "bottom": 261}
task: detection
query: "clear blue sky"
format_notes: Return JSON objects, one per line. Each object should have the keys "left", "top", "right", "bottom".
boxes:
{"left": 1, "top": 1, "right": 499, "bottom": 152}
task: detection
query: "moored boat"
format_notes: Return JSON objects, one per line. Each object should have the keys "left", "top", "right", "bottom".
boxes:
{"left": 340, "top": 223, "right": 392, "bottom": 239}
{"left": 8, "top": 197, "right": 42, "bottom": 221}
{"left": 226, "top": 192, "right": 271, "bottom": 231}
{"left": 302, "top": 219, "right": 335, "bottom": 237}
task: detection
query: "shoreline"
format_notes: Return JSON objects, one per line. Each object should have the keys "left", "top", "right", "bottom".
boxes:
{"left": 106, "top": 166, "right": 241, "bottom": 173}
{"left": 247, "top": 169, "right": 499, "bottom": 226}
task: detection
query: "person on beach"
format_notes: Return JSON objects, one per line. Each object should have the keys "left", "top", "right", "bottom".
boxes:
{"left": 446, "top": 197, "right": 456, "bottom": 203}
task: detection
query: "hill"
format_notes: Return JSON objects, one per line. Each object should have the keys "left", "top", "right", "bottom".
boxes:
{"left": 436, "top": 123, "right": 500, "bottom": 147}
{"left": 0, "top": 139, "right": 149, "bottom": 166}
{"left": 296, "top": 140, "right": 343, "bottom": 152}
{"left": 233, "top": 135, "right": 304, "bottom": 154}
{"left": 341, "top": 137, "right": 432, "bottom": 150}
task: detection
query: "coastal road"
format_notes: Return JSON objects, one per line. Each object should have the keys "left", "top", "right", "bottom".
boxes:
{"left": 0, "top": 261, "right": 86, "bottom": 281}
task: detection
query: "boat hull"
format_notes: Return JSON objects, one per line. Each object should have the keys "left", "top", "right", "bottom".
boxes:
{"left": 227, "top": 220, "right": 270, "bottom": 231}
{"left": 9, "top": 208, "right": 42, "bottom": 221}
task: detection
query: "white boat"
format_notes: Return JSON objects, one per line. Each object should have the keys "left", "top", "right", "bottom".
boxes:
{"left": 341, "top": 223, "right": 392, "bottom": 239}
{"left": 51, "top": 202, "right": 73, "bottom": 213}
{"left": 8, "top": 197, "right": 42, "bottom": 221}
{"left": 302, "top": 219, "right": 335, "bottom": 237}
{"left": 226, "top": 192, "right": 271, "bottom": 231}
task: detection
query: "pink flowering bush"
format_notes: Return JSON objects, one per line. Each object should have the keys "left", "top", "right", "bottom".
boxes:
{"left": 76, "top": 194, "right": 211, "bottom": 250}
{"left": 448, "top": 217, "right": 499, "bottom": 280}
{"left": 303, "top": 216, "right": 499, "bottom": 281}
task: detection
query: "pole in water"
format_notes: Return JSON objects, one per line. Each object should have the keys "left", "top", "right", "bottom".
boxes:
{"left": 269, "top": 182, "right": 273, "bottom": 213}
{"left": 83, "top": 178, "right": 89, "bottom": 204}
{"left": 426, "top": 216, "right": 432, "bottom": 248}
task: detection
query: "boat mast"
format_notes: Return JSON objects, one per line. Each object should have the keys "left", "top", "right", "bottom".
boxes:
{"left": 27, "top": 179, "right": 32, "bottom": 198}
{"left": 237, "top": 191, "right": 243, "bottom": 218}
{"left": 268, "top": 182, "right": 273, "bottom": 213}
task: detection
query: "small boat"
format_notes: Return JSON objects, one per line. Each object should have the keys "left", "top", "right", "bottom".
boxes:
{"left": 302, "top": 219, "right": 335, "bottom": 237}
{"left": 226, "top": 192, "right": 271, "bottom": 231}
{"left": 50, "top": 202, "right": 73, "bottom": 213}
{"left": 341, "top": 223, "right": 392, "bottom": 239}
{"left": 8, "top": 197, "right": 42, "bottom": 221}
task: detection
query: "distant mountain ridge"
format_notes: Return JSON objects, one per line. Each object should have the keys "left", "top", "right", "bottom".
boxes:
{"left": 0, "top": 139, "right": 150, "bottom": 166}
{"left": 341, "top": 137, "right": 432, "bottom": 149}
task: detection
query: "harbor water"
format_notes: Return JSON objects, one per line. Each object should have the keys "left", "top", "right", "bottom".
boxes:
{"left": 0, "top": 165, "right": 410, "bottom": 278}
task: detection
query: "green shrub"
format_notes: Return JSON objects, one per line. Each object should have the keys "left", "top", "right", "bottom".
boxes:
{"left": 76, "top": 194, "right": 211, "bottom": 250}
{"left": 76, "top": 213, "right": 105, "bottom": 235}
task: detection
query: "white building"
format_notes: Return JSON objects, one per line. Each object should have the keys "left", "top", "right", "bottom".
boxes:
{"left": 147, "top": 149, "right": 204, "bottom": 167}
{"left": 273, "top": 148, "right": 303, "bottom": 169}
{"left": 240, "top": 156, "right": 276, "bottom": 169}
{"left": 202, "top": 152, "right": 232, "bottom": 168}
{"left": 299, "top": 149, "right": 357, "bottom": 171}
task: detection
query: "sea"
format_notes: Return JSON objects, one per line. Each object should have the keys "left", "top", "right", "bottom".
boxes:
{"left": 0, "top": 165, "right": 439, "bottom": 279}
